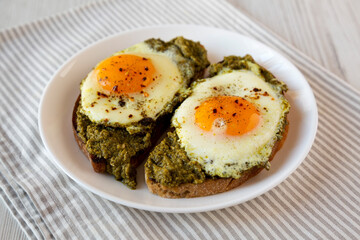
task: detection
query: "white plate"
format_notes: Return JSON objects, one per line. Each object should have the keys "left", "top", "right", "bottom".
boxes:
{"left": 39, "top": 25, "right": 318, "bottom": 213}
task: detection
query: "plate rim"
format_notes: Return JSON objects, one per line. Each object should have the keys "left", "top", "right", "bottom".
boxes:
{"left": 38, "top": 24, "right": 318, "bottom": 213}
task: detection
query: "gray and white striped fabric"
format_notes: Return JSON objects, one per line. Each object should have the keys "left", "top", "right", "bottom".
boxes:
{"left": 1, "top": 0, "right": 359, "bottom": 239}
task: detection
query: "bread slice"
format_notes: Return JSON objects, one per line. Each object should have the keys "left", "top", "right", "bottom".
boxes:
{"left": 145, "top": 55, "right": 290, "bottom": 198}
{"left": 72, "top": 36, "right": 211, "bottom": 189}
{"left": 145, "top": 123, "right": 288, "bottom": 198}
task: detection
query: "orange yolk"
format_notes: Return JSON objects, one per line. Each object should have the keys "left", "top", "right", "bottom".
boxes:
{"left": 95, "top": 54, "right": 155, "bottom": 94}
{"left": 195, "top": 96, "right": 260, "bottom": 136}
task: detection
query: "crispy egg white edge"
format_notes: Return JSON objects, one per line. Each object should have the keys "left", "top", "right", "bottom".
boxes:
{"left": 172, "top": 69, "right": 289, "bottom": 178}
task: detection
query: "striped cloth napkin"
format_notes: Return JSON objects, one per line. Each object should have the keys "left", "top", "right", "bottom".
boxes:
{"left": 1, "top": 0, "right": 359, "bottom": 239}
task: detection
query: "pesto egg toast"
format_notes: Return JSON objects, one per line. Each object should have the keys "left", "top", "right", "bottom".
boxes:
{"left": 145, "top": 55, "right": 290, "bottom": 198}
{"left": 72, "top": 37, "right": 209, "bottom": 189}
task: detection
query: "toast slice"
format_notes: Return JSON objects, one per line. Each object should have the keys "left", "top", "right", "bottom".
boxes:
{"left": 72, "top": 36, "right": 210, "bottom": 189}
{"left": 144, "top": 55, "right": 290, "bottom": 198}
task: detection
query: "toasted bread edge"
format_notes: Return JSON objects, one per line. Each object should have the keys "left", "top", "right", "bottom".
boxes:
{"left": 72, "top": 96, "right": 107, "bottom": 173}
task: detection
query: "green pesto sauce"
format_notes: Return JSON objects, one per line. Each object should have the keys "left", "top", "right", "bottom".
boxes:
{"left": 145, "top": 131, "right": 206, "bottom": 187}
{"left": 76, "top": 105, "right": 151, "bottom": 189}
{"left": 145, "top": 36, "right": 209, "bottom": 81}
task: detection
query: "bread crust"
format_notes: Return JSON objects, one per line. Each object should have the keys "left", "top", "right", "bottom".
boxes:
{"left": 145, "top": 123, "right": 288, "bottom": 198}
{"left": 73, "top": 96, "right": 107, "bottom": 173}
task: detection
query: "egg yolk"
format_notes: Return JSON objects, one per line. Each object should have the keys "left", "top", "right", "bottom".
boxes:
{"left": 195, "top": 96, "right": 260, "bottom": 136}
{"left": 95, "top": 54, "right": 155, "bottom": 94}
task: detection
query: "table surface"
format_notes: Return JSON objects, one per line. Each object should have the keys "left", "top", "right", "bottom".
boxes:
{"left": 1, "top": 0, "right": 359, "bottom": 239}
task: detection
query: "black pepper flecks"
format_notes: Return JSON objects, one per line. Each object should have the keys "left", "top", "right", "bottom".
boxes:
{"left": 128, "top": 114, "right": 133, "bottom": 118}
{"left": 253, "top": 88, "right": 261, "bottom": 92}
{"left": 118, "top": 100, "right": 126, "bottom": 107}
{"left": 112, "top": 85, "right": 118, "bottom": 92}
{"left": 213, "top": 108, "right": 217, "bottom": 113}
{"left": 97, "top": 92, "right": 108, "bottom": 98}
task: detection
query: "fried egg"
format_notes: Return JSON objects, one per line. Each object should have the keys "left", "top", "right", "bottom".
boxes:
{"left": 80, "top": 41, "right": 191, "bottom": 130}
{"left": 172, "top": 61, "right": 289, "bottom": 178}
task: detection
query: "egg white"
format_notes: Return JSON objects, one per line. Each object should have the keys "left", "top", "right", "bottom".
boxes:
{"left": 172, "top": 70, "right": 287, "bottom": 178}
{"left": 80, "top": 42, "right": 185, "bottom": 126}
